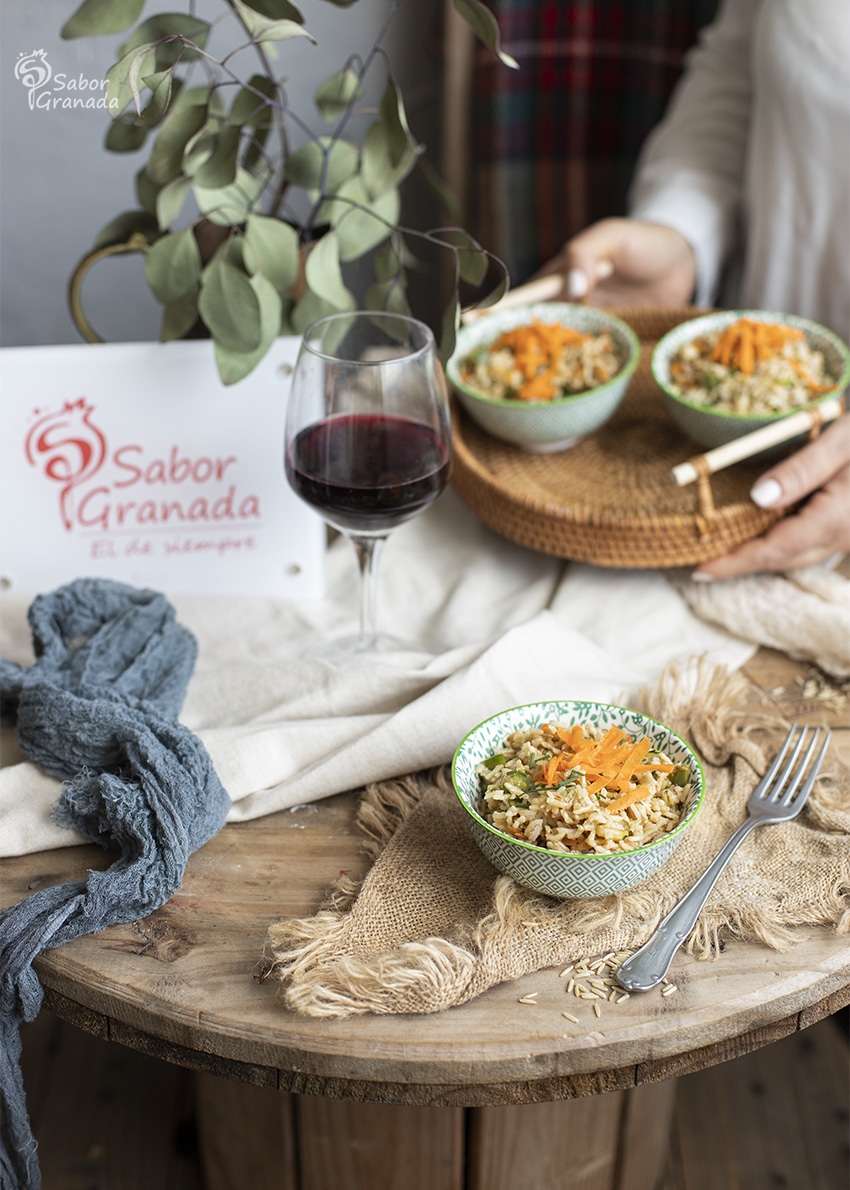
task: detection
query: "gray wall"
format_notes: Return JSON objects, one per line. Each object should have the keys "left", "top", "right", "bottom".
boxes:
{"left": 1, "top": 0, "right": 444, "bottom": 348}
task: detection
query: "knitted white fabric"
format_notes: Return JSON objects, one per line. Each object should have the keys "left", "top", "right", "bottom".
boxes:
{"left": 678, "top": 565, "right": 850, "bottom": 679}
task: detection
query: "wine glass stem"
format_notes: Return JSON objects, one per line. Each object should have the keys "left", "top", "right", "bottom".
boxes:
{"left": 349, "top": 534, "right": 386, "bottom": 650}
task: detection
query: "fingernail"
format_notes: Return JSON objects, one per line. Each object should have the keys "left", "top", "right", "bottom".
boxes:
{"left": 750, "top": 478, "right": 783, "bottom": 508}
{"left": 566, "top": 268, "right": 589, "bottom": 299}
{"left": 690, "top": 571, "right": 716, "bottom": 583}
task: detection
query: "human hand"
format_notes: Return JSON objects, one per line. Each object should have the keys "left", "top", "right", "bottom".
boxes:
{"left": 538, "top": 218, "right": 698, "bottom": 308}
{"left": 692, "top": 412, "right": 850, "bottom": 579}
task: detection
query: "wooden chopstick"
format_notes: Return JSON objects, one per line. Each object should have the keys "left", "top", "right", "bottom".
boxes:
{"left": 460, "top": 274, "right": 563, "bottom": 323}
{"left": 461, "top": 259, "right": 615, "bottom": 324}
{"left": 672, "top": 397, "right": 844, "bottom": 486}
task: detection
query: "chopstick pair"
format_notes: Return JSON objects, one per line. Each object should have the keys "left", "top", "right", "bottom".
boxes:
{"left": 460, "top": 260, "right": 614, "bottom": 324}
{"left": 672, "top": 397, "right": 844, "bottom": 486}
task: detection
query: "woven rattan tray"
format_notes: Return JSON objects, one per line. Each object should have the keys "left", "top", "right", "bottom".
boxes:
{"left": 450, "top": 306, "right": 784, "bottom": 568}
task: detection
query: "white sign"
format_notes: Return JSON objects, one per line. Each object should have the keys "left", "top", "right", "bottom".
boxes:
{"left": 0, "top": 338, "right": 325, "bottom": 598}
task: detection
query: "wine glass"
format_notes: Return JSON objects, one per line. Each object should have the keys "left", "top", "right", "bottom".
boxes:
{"left": 284, "top": 311, "right": 452, "bottom": 658}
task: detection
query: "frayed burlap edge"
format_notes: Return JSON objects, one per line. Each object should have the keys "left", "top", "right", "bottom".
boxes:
{"left": 260, "top": 659, "right": 850, "bottom": 1017}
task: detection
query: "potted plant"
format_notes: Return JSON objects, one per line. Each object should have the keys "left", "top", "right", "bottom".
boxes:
{"left": 61, "top": 0, "right": 516, "bottom": 383}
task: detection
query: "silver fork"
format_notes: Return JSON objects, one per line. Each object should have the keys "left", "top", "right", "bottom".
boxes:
{"left": 616, "top": 725, "right": 831, "bottom": 992}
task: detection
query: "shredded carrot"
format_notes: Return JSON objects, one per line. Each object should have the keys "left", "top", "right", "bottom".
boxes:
{"left": 708, "top": 318, "right": 809, "bottom": 376}
{"left": 490, "top": 320, "right": 591, "bottom": 402}
{"left": 606, "top": 785, "right": 653, "bottom": 814}
{"left": 536, "top": 725, "right": 674, "bottom": 794}
{"left": 544, "top": 754, "right": 560, "bottom": 786}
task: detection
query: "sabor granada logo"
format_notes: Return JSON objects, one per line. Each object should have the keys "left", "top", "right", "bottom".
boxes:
{"left": 25, "top": 399, "right": 107, "bottom": 529}
{"left": 25, "top": 398, "right": 261, "bottom": 533}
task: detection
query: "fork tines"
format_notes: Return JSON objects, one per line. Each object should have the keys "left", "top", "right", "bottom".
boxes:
{"left": 758, "top": 725, "right": 831, "bottom": 808}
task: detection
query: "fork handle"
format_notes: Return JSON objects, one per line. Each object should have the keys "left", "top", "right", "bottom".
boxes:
{"left": 616, "top": 818, "right": 758, "bottom": 991}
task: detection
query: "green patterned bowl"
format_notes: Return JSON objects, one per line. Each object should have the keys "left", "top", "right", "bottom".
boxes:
{"left": 446, "top": 303, "right": 640, "bottom": 453}
{"left": 452, "top": 700, "right": 704, "bottom": 900}
{"left": 652, "top": 309, "right": 850, "bottom": 451}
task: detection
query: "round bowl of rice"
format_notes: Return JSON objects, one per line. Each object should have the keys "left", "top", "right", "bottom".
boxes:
{"left": 452, "top": 700, "right": 704, "bottom": 899}
{"left": 652, "top": 309, "right": 850, "bottom": 451}
{"left": 446, "top": 303, "right": 640, "bottom": 452}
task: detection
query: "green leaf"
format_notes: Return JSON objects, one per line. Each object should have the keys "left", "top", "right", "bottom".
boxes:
{"left": 466, "top": 272, "right": 509, "bottom": 316}
{"left": 290, "top": 289, "right": 342, "bottom": 335}
{"left": 194, "top": 168, "right": 266, "bottom": 226}
{"left": 435, "top": 228, "right": 489, "bottom": 286}
{"left": 135, "top": 167, "right": 161, "bottom": 213}
{"left": 106, "top": 45, "right": 157, "bottom": 118}
{"left": 241, "top": 0, "right": 303, "bottom": 17}
{"left": 242, "top": 126, "right": 271, "bottom": 172}
{"left": 244, "top": 215, "right": 300, "bottom": 293}
{"left": 373, "top": 240, "right": 412, "bottom": 281}
{"left": 452, "top": 0, "right": 519, "bottom": 69}
{"left": 159, "top": 286, "right": 200, "bottom": 340}
{"left": 415, "top": 153, "right": 460, "bottom": 220}
{"left": 161, "top": 289, "right": 200, "bottom": 341}
{"left": 314, "top": 68, "right": 362, "bottom": 123}
{"left": 322, "top": 177, "right": 398, "bottom": 262}
{"left": 147, "top": 102, "right": 208, "bottom": 184}
{"left": 438, "top": 296, "right": 461, "bottom": 367}
{"left": 303, "top": 231, "right": 355, "bottom": 310}
{"left": 194, "top": 127, "right": 241, "bottom": 188}
{"left": 119, "top": 13, "right": 210, "bottom": 67}
{"left": 137, "top": 69, "right": 174, "bottom": 127}
{"left": 214, "top": 273, "right": 282, "bottom": 385}
{"left": 361, "top": 80, "right": 418, "bottom": 197}
{"left": 199, "top": 257, "right": 262, "bottom": 352}
{"left": 285, "top": 138, "right": 359, "bottom": 192}
{"left": 144, "top": 227, "right": 201, "bottom": 303}
{"left": 93, "top": 209, "right": 159, "bottom": 250}
{"left": 228, "top": 75, "right": 277, "bottom": 128}
{"left": 105, "top": 112, "right": 149, "bottom": 153}
{"left": 155, "top": 175, "right": 193, "bottom": 227}
{"left": 182, "top": 131, "right": 217, "bottom": 177}
{"left": 232, "top": 0, "right": 314, "bottom": 44}
{"left": 62, "top": 0, "right": 145, "bottom": 38}
{"left": 364, "top": 278, "right": 410, "bottom": 318}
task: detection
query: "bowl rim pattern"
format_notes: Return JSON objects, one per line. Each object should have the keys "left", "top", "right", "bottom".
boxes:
{"left": 451, "top": 699, "right": 705, "bottom": 862}
{"left": 447, "top": 304, "right": 641, "bottom": 410}
{"left": 651, "top": 308, "right": 850, "bottom": 424}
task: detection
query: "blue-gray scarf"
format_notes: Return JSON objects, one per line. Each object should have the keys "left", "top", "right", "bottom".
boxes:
{"left": 0, "top": 578, "right": 230, "bottom": 1189}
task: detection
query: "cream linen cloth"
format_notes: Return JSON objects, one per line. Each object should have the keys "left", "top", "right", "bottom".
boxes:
{"left": 1, "top": 490, "right": 757, "bottom": 857}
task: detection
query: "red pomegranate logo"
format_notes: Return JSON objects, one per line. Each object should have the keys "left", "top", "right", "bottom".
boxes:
{"left": 25, "top": 399, "right": 107, "bottom": 530}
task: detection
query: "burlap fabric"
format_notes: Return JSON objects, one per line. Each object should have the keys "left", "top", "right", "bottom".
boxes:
{"left": 262, "top": 663, "right": 850, "bottom": 1017}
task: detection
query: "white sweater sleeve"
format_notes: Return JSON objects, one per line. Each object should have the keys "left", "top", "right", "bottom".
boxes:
{"left": 628, "top": 0, "right": 760, "bottom": 305}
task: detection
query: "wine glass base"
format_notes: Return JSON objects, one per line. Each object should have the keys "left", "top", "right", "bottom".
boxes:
{"left": 305, "top": 632, "right": 426, "bottom": 663}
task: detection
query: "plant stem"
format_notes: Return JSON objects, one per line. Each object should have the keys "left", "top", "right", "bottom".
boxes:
{"left": 349, "top": 534, "right": 386, "bottom": 650}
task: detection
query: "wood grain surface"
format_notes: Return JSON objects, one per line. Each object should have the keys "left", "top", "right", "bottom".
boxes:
{"left": 1, "top": 648, "right": 848, "bottom": 1109}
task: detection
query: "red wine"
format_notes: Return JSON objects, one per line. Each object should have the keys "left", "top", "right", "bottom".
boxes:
{"left": 287, "top": 413, "right": 450, "bottom": 534}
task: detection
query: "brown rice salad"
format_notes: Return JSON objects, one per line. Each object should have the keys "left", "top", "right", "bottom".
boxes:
{"left": 460, "top": 320, "right": 621, "bottom": 402}
{"left": 477, "top": 721, "right": 692, "bottom": 854}
{"left": 668, "top": 317, "right": 836, "bottom": 416}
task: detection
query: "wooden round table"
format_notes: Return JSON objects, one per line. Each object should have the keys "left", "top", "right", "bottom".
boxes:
{"left": 4, "top": 647, "right": 848, "bottom": 1190}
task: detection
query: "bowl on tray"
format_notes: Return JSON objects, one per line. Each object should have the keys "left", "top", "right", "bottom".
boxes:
{"left": 452, "top": 699, "right": 704, "bottom": 899}
{"left": 446, "top": 303, "right": 640, "bottom": 453}
{"left": 651, "top": 309, "right": 850, "bottom": 451}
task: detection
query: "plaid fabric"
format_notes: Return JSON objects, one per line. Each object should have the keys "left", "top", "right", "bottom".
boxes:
{"left": 470, "top": 0, "right": 720, "bottom": 284}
